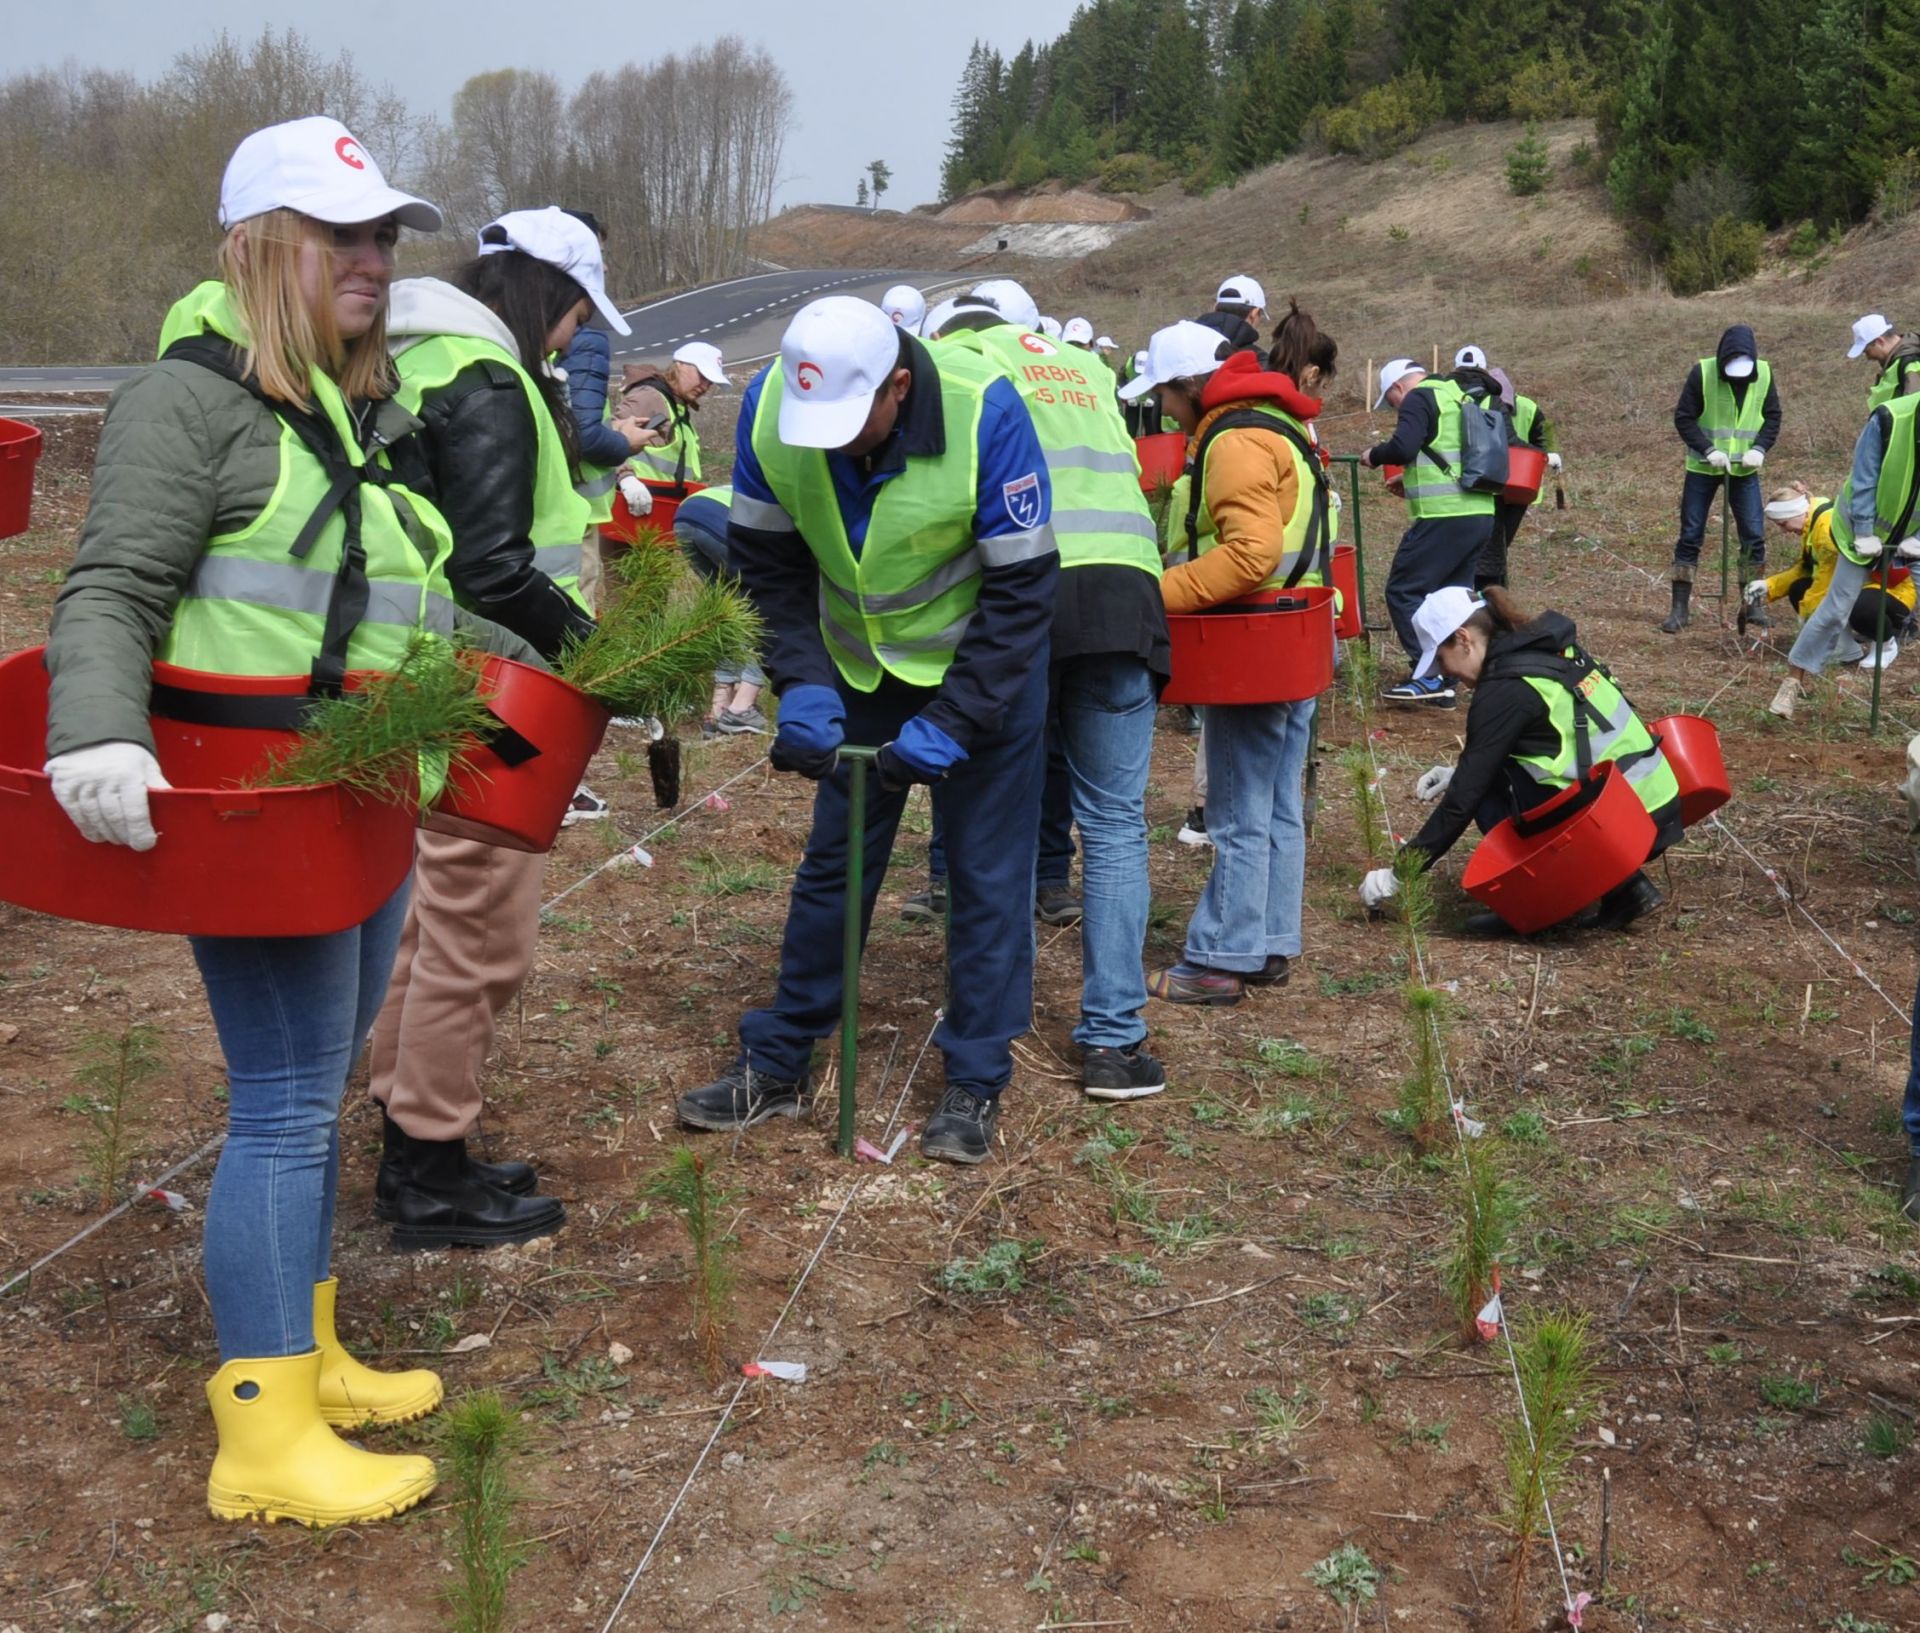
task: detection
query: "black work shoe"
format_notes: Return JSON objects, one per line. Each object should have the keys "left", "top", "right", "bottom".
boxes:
{"left": 374, "top": 1112, "right": 536, "bottom": 1222}
{"left": 901, "top": 881, "right": 948, "bottom": 923}
{"left": 386, "top": 1137, "right": 566, "bottom": 1251}
{"left": 1589, "top": 871, "right": 1664, "bottom": 931}
{"left": 1902, "top": 1158, "right": 1920, "bottom": 1224}
{"left": 1243, "top": 954, "right": 1291, "bottom": 987}
{"left": 675, "top": 1059, "right": 811, "bottom": 1132}
{"left": 920, "top": 1084, "right": 1000, "bottom": 1165}
{"left": 1460, "top": 910, "right": 1522, "bottom": 938}
{"left": 1036, "top": 882, "right": 1084, "bottom": 926}
{"left": 1082, "top": 1044, "right": 1167, "bottom": 1101}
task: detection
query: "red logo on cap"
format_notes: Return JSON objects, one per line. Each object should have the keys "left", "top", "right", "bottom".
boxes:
{"left": 1019, "top": 333, "right": 1053, "bottom": 354}
{"left": 795, "top": 362, "right": 824, "bottom": 392}
{"left": 335, "top": 136, "right": 366, "bottom": 171}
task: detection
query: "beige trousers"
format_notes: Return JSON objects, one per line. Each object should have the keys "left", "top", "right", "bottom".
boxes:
{"left": 367, "top": 829, "right": 548, "bottom": 1141}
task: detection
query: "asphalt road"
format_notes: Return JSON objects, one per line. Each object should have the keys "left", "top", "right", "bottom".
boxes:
{"left": 0, "top": 267, "right": 968, "bottom": 412}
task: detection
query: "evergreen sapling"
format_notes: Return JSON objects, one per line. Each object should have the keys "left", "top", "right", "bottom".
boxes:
{"left": 1501, "top": 1310, "right": 1597, "bottom": 1631}
{"left": 643, "top": 1148, "right": 742, "bottom": 1384}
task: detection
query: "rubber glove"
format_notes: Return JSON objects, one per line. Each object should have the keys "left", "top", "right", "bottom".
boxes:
{"left": 1359, "top": 867, "right": 1398, "bottom": 909}
{"left": 876, "top": 715, "right": 969, "bottom": 791}
{"left": 1743, "top": 579, "right": 1770, "bottom": 601}
{"left": 1855, "top": 535, "right": 1885, "bottom": 559}
{"left": 1898, "top": 538, "right": 1920, "bottom": 561}
{"left": 769, "top": 683, "right": 845, "bottom": 779}
{"left": 1546, "top": 452, "right": 1564, "bottom": 472}
{"left": 45, "top": 741, "right": 169, "bottom": 850}
{"left": 617, "top": 472, "right": 653, "bottom": 514}
{"left": 1415, "top": 765, "right": 1453, "bottom": 802}
{"left": 1741, "top": 448, "right": 1765, "bottom": 470}
{"left": 1705, "top": 449, "right": 1731, "bottom": 472}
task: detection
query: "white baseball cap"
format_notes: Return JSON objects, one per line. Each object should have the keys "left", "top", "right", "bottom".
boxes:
{"left": 1036, "top": 316, "right": 1063, "bottom": 339}
{"left": 1063, "top": 317, "right": 1094, "bottom": 345}
{"left": 219, "top": 116, "right": 441, "bottom": 233}
{"left": 881, "top": 284, "right": 927, "bottom": 334}
{"left": 776, "top": 295, "right": 904, "bottom": 449}
{"left": 1849, "top": 313, "right": 1895, "bottom": 359}
{"left": 1118, "top": 320, "right": 1228, "bottom": 402}
{"left": 1412, "top": 586, "right": 1486, "bottom": 680}
{"left": 479, "top": 207, "right": 631, "bottom": 336}
{"left": 1132, "top": 349, "right": 1149, "bottom": 376}
{"left": 923, "top": 297, "right": 962, "bottom": 340}
{"left": 673, "top": 341, "right": 730, "bottom": 386}
{"left": 1454, "top": 344, "right": 1488, "bottom": 370}
{"left": 1723, "top": 355, "right": 1755, "bottom": 378}
{"left": 1374, "top": 357, "right": 1424, "bottom": 408}
{"left": 1216, "top": 274, "right": 1267, "bottom": 310}
{"left": 958, "top": 278, "right": 1040, "bottom": 330}
{"left": 1095, "top": 335, "right": 1116, "bottom": 351}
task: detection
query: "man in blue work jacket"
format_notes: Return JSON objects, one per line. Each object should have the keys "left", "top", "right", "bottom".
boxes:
{"left": 674, "top": 296, "right": 1058, "bottom": 1164}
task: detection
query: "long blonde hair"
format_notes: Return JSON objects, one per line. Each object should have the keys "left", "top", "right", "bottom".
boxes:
{"left": 215, "top": 208, "right": 393, "bottom": 406}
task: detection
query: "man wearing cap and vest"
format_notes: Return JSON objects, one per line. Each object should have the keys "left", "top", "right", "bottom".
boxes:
{"left": 1362, "top": 359, "right": 1496, "bottom": 708}
{"left": 1197, "top": 274, "right": 1266, "bottom": 354}
{"left": 1663, "top": 323, "right": 1781, "bottom": 633}
{"left": 674, "top": 295, "right": 1058, "bottom": 1165}
{"left": 939, "top": 284, "right": 1172, "bottom": 1098}
{"left": 1450, "top": 343, "right": 1561, "bottom": 592}
{"left": 1850, "top": 313, "right": 1920, "bottom": 410}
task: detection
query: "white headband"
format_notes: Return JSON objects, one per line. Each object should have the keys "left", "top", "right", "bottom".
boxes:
{"left": 1764, "top": 497, "right": 1809, "bottom": 521}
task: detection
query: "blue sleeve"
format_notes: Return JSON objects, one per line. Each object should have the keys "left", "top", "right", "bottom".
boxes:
{"left": 918, "top": 377, "right": 1059, "bottom": 751}
{"left": 1368, "top": 388, "right": 1437, "bottom": 466}
{"left": 1848, "top": 409, "right": 1890, "bottom": 541}
{"left": 563, "top": 329, "right": 633, "bottom": 467}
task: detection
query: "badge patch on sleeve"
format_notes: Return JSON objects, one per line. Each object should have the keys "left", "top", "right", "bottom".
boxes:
{"left": 1002, "top": 472, "right": 1043, "bottom": 530}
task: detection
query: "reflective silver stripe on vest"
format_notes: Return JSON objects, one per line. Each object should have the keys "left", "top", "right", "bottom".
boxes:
{"left": 978, "top": 524, "right": 1057, "bottom": 568}
{"left": 817, "top": 584, "right": 880, "bottom": 666}
{"left": 1050, "top": 509, "right": 1156, "bottom": 544}
{"left": 532, "top": 542, "right": 581, "bottom": 581}
{"left": 632, "top": 447, "right": 684, "bottom": 478}
{"left": 1047, "top": 445, "right": 1139, "bottom": 476}
{"left": 423, "top": 592, "right": 458, "bottom": 635}
{"left": 1404, "top": 479, "right": 1468, "bottom": 499}
{"left": 1700, "top": 427, "right": 1755, "bottom": 440}
{"left": 856, "top": 549, "right": 982, "bottom": 612}
{"left": 732, "top": 494, "right": 795, "bottom": 533}
{"left": 574, "top": 466, "right": 620, "bottom": 499}
{"left": 184, "top": 556, "right": 450, "bottom": 633}
{"left": 879, "top": 614, "right": 973, "bottom": 657}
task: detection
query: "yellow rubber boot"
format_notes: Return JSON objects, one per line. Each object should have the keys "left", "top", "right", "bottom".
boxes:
{"left": 314, "top": 1277, "right": 443, "bottom": 1428}
{"left": 205, "top": 1349, "right": 437, "bottom": 1527}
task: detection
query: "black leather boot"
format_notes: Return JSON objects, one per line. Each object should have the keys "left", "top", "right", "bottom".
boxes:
{"left": 1660, "top": 566, "right": 1693, "bottom": 634}
{"left": 386, "top": 1134, "right": 565, "bottom": 1252}
{"left": 374, "top": 1111, "right": 536, "bottom": 1222}
{"left": 1589, "top": 871, "right": 1664, "bottom": 931}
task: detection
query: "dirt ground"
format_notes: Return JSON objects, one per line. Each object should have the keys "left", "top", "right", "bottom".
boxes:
{"left": 7, "top": 143, "right": 1920, "bottom": 1631}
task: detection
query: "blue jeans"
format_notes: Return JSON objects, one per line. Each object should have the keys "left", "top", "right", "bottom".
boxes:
{"left": 1184, "top": 697, "right": 1315, "bottom": 971}
{"left": 1787, "top": 552, "right": 1872, "bottom": 673}
{"left": 190, "top": 885, "right": 410, "bottom": 1362}
{"left": 929, "top": 725, "right": 1074, "bottom": 886}
{"left": 1676, "top": 469, "right": 1764, "bottom": 568}
{"left": 1054, "top": 655, "right": 1157, "bottom": 1048}
{"left": 1386, "top": 514, "right": 1495, "bottom": 664}
{"left": 739, "top": 665, "right": 1047, "bottom": 1098}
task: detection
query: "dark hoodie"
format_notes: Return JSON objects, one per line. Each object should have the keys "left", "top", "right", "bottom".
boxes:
{"left": 1194, "top": 307, "right": 1261, "bottom": 355}
{"left": 1673, "top": 323, "right": 1782, "bottom": 460}
{"left": 1403, "top": 611, "right": 1683, "bottom": 866}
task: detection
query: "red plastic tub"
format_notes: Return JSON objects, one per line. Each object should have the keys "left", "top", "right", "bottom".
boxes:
{"left": 1331, "top": 543, "right": 1362, "bottom": 639}
{"left": 0, "top": 647, "right": 417, "bottom": 937}
{"left": 1649, "top": 713, "right": 1730, "bottom": 827}
{"left": 1135, "top": 432, "right": 1187, "bottom": 494}
{"left": 0, "top": 418, "right": 43, "bottom": 539}
{"left": 432, "top": 656, "right": 612, "bottom": 853}
{"left": 1502, "top": 444, "right": 1547, "bottom": 505}
{"left": 600, "top": 479, "right": 708, "bottom": 545}
{"left": 1460, "top": 761, "right": 1656, "bottom": 935}
{"left": 1160, "top": 587, "right": 1337, "bottom": 706}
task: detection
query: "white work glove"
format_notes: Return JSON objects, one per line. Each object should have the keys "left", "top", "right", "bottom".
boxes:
{"left": 1743, "top": 578, "right": 1770, "bottom": 600}
{"left": 1741, "top": 448, "right": 1766, "bottom": 470}
{"left": 1359, "top": 867, "right": 1399, "bottom": 909}
{"left": 1546, "top": 452, "right": 1563, "bottom": 473}
{"left": 1705, "top": 449, "right": 1731, "bottom": 472}
{"left": 1415, "top": 765, "right": 1454, "bottom": 802}
{"left": 1897, "top": 537, "right": 1920, "bottom": 560}
{"left": 44, "top": 742, "right": 169, "bottom": 851}
{"left": 1855, "top": 535, "right": 1885, "bottom": 559}
{"left": 617, "top": 472, "right": 653, "bottom": 515}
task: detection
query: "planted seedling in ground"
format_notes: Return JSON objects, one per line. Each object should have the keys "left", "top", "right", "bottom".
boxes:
{"left": 1500, "top": 1310, "right": 1596, "bottom": 1630}
{"left": 73, "top": 1024, "right": 163, "bottom": 1207}
{"left": 642, "top": 1149, "right": 741, "bottom": 1384}
{"left": 1344, "top": 746, "right": 1385, "bottom": 862}
{"left": 437, "top": 1391, "right": 530, "bottom": 1633}
{"left": 1444, "top": 1138, "right": 1514, "bottom": 1344}
{"left": 1391, "top": 983, "right": 1450, "bottom": 1154}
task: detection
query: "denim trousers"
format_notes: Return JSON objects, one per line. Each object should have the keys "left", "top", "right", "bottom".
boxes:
{"left": 1184, "top": 696, "right": 1316, "bottom": 971}
{"left": 1053, "top": 654, "right": 1157, "bottom": 1048}
{"left": 739, "top": 664, "right": 1047, "bottom": 1098}
{"left": 190, "top": 883, "right": 410, "bottom": 1362}
{"left": 1905, "top": 963, "right": 1920, "bottom": 1157}
{"left": 1386, "top": 514, "right": 1495, "bottom": 663}
{"left": 1675, "top": 469, "right": 1765, "bottom": 568}
{"left": 1788, "top": 553, "right": 1873, "bottom": 673}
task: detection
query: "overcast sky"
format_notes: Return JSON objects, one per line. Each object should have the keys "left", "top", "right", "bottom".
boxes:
{"left": 17, "top": 0, "right": 1084, "bottom": 213}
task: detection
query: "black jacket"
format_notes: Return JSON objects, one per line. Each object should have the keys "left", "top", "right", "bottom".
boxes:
{"left": 1674, "top": 323, "right": 1782, "bottom": 461}
{"left": 1366, "top": 378, "right": 1441, "bottom": 468}
{"left": 1194, "top": 308, "right": 1261, "bottom": 355}
{"left": 409, "top": 362, "right": 597, "bottom": 664}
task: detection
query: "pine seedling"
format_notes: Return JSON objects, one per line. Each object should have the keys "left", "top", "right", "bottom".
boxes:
{"left": 1395, "top": 983, "right": 1448, "bottom": 1153}
{"left": 557, "top": 545, "right": 761, "bottom": 724}
{"left": 74, "top": 1025, "right": 162, "bottom": 1207}
{"left": 1391, "top": 848, "right": 1435, "bottom": 976}
{"left": 1443, "top": 1138, "right": 1514, "bottom": 1344}
{"left": 642, "top": 1148, "right": 742, "bottom": 1383}
{"left": 1344, "top": 747, "right": 1384, "bottom": 861}
{"left": 253, "top": 636, "right": 491, "bottom": 802}
{"left": 1501, "top": 1310, "right": 1597, "bottom": 1631}
{"left": 1340, "top": 637, "right": 1379, "bottom": 726}
{"left": 437, "top": 1391, "right": 530, "bottom": 1633}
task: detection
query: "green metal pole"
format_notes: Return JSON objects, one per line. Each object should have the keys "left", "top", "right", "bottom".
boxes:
{"left": 1719, "top": 502, "right": 1730, "bottom": 600}
{"left": 838, "top": 746, "right": 877, "bottom": 1158}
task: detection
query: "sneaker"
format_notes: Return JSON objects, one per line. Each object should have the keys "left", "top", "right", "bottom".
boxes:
{"left": 1036, "top": 882, "right": 1084, "bottom": 926}
{"left": 1177, "top": 806, "right": 1212, "bottom": 847}
{"left": 1243, "top": 954, "right": 1290, "bottom": 987}
{"left": 1384, "top": 674, "right": 1457, "bottom": 709}
{"left": 1082, "top": 1044, "right": 1167, "bottom": 1100}
{"left": 1461, "top": 910, "right": 1522, "bottom": 937}
{"left": 1861, "top": 638, "right": 1900, "bottom": 670}
{"left": 1148, "top": 963, "right": 1244, "bottom": 1006}
{"left": 675, "top": 1060, "right": 812, "bottom": 1131}
{"left": 560, "top": 785, "right": 610, "bottom": 826}
{"left": 700, "top": 716, "right": 725, "bottom": 740}
{"left": 920, "top": 1083, "right": 1000, "bottom": 1165}
{"left": 901, "top": 880, "right": 948, "bottom": 923}
{"left": 716, "top": 705, "right": 769, "bottom": 734}
{"left": 1768, "top": 676, "right": 1800, "bottom": 720}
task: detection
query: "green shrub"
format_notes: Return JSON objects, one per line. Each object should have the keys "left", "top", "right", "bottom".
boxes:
{"left": 1097, "top": 151, "right": 1170, "bottom": 194}
{"left": 1876, "top": 150, "right": 1920, "bottom": 224}
{"left": 1506, "top": 123, "right": 1550, "bottom": 197}
{"left": 1666, "top": 214, "right": 1764, "bottom": 295}
{"left": 1319, "top": 70, "right": 1443, "bottom": 162}
{"left": 1505, "top": 47, "right": 1601, "bottom": 121}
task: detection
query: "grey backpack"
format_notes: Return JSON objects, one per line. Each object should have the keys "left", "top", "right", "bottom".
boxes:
{"left": 1424, "top": 387, "right": 1512, "bottom": 494}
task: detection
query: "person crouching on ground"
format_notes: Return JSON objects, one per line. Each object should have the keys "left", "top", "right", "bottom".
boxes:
{"left": 1360, "top": 586, "right": 1682, "bottom": 935}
